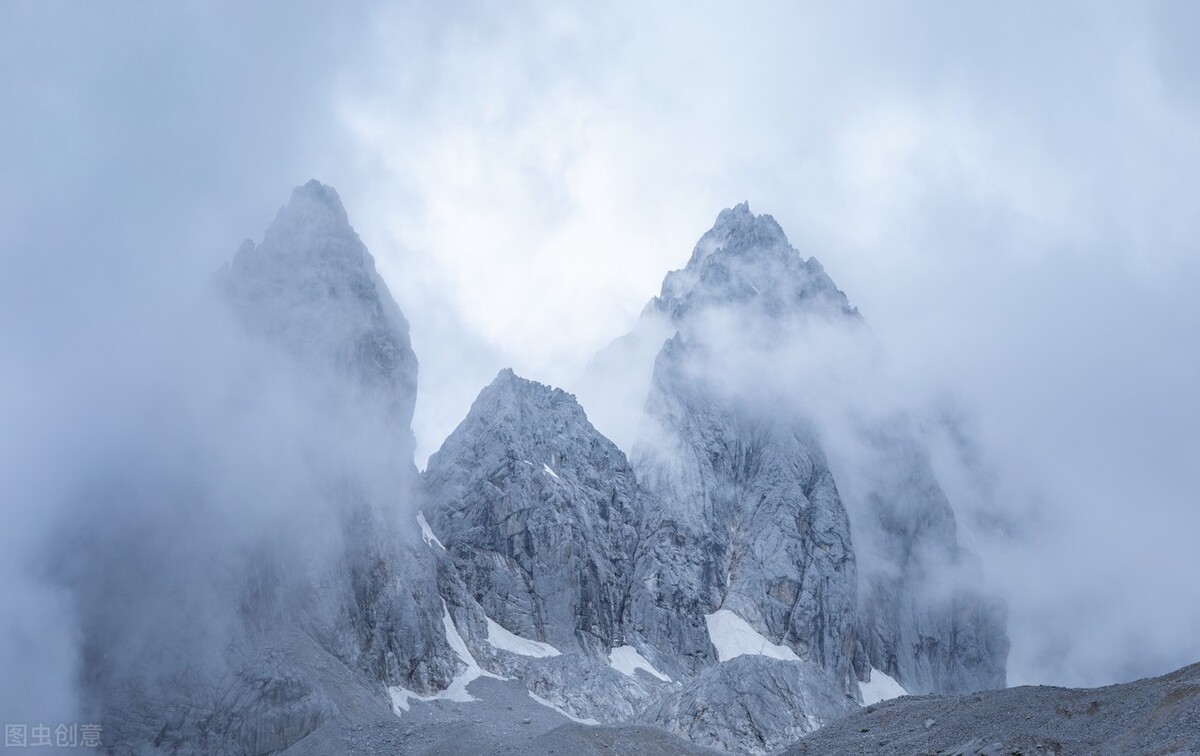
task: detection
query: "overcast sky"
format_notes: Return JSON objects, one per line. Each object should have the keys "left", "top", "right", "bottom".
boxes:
{"left": 2, "top": 1, "right": 1198, "bottom": 691}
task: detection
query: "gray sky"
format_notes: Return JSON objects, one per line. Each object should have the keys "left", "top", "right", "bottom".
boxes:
{"left": 2, "top": 0, "right": 1198, "bottom": 693}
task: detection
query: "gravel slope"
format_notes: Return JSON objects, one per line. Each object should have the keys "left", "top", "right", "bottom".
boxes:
{"left": 282, "top": 677, "right": 719, "bottom": 755}
{"left": 783, "top": 661, "right": 1200, "bottom": 756}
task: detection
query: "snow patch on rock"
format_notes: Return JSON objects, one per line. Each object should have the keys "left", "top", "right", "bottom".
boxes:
{"left": 705, "top": 609, "right": 800, "bottom": 663}
{"left": 485, "top": 617, "right": 561, "bottom": 658}
{"left": 609, "top": 645, "right": 672, "bottom": 682}
{"left": 860, "top": 667, "right": 907, "bottom": 705}
{"left": 416, "top": 511, "right": 444, "bottom": 550}
{"left": 441, "top": 600, "right": 501, "bottom": 686}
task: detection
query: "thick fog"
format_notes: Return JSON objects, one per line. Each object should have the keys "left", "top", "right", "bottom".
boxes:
{"left": 0, "top": 0, "right": 392, "bottom": 727}
{"left": 3, "top": 0, "right": 1199, "bottom": 725}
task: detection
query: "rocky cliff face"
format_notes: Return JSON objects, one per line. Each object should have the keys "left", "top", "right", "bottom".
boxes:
{"left": 630, "top": 332, "right": 858, "bottom": 690}
{"left": 423, "top": 368, "right": 642, "bottom": 655}
{"left": 421, "top": 369, "right": 674, "bottom": 724}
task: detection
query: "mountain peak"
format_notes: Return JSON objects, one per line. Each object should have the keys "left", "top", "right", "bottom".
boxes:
{"left": 483, "top": 367, "right": 539, "bottom": 396}
{"left": 474, "top": 368, "right": 581, "bottom": 421}
{"left": 651, "top": 203, "right": 855, "bottom": 323}
{"left": 219, "top": 182, "right": 418, "bottom": 429}
{"left": 716, "top": 200, "right": 753, "bottom": 223}
{"left": 490, "top": 366, "right": 521, "bottom": 386}
{"left": 264, "top": 179, "right": 353, "bottom": 246}
{"left": 228, "top": 180, "right": 360, "bottom": 276}
{"left": 295, "top": 177, "right": 343, "bottom": 203}
{"left": 690, "top": 202, "right": 789, "bottom": 264}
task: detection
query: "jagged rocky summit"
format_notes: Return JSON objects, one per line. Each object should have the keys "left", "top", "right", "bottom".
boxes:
{"left": 89, "top": 183, "right": 1006, "bottom": 755}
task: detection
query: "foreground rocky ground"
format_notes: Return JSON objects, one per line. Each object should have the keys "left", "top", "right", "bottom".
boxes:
{"left": 277, "top": 660, "right": 1199, "bottom": 755}
{"left": 280, "top": 676, "right": 720, "bottom": 756}
{"left": 785, "top": 660, "right": 1200, "bottom": 756}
